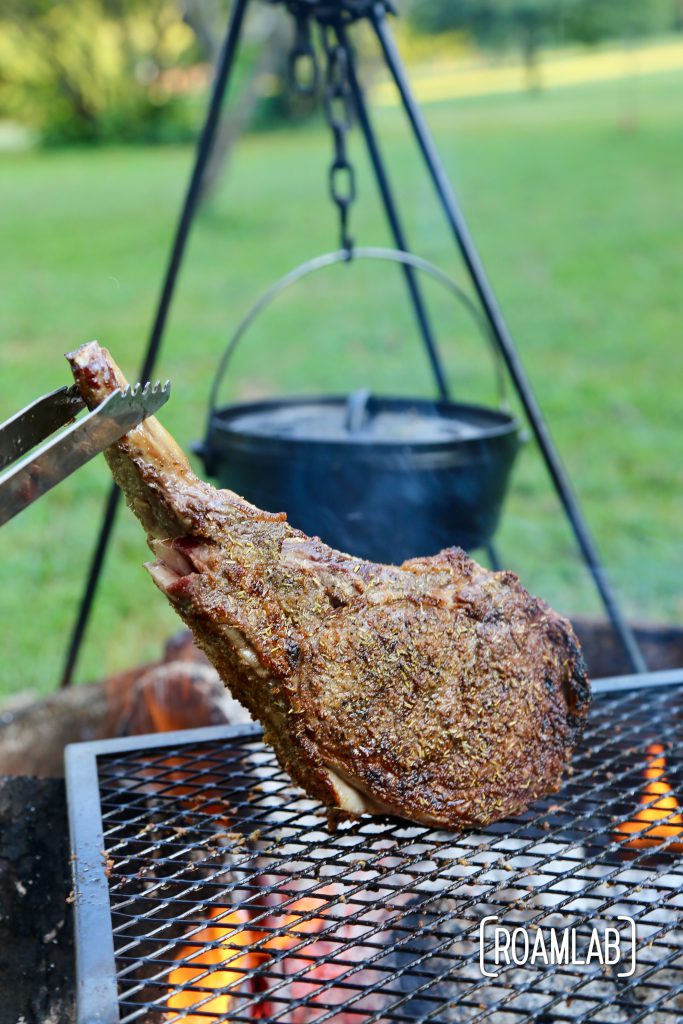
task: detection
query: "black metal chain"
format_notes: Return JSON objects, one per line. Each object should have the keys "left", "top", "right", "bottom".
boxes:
{"left": 287, "top": 13, "right": 319, "bottom": 96}
{"left": 320, "top": 23, "right": 356, "bottom": 255}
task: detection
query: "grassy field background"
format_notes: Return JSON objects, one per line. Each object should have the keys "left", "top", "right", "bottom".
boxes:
{"left": 1, "top": 68, "right": 681, "bottom": 697}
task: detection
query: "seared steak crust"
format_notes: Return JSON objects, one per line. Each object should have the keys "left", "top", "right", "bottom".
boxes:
{"left": 68, "top": 342, "right": 590, "bottom": 829}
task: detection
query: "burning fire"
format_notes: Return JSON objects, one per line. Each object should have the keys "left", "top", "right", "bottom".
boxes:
{"left": 262, "top": 892, "right": 331, "bottom": 952}
{"left": 616, "top": 743, "right": 683, "bottom": 853}
{"left": 166, "top": 907, "right": 265, "bottom": 1022}
{"left": 260, "top": 888, "right": 391, "bottom": 1021}
{"left": 125, "top": 664, "right": 389, "bottom": 1020}
{"left": 165, "top": 891, "right": 340, "bottom": 1022}
{"left": 166, "top": 884, "right": 391, "bottom": 1021}
{"left": 140, "top": 754, "right": 232, "bottom": 819}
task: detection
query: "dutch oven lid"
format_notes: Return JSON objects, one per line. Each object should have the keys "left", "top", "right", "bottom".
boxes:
{"left": 209, "top": 391, "right": 518, "bottom": 451}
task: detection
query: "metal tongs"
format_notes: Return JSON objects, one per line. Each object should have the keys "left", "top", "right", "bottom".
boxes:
{"left": 0, "top": 380, "right": 170, "bottom": 527}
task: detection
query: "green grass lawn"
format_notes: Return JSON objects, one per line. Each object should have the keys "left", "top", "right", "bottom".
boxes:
{"left": 1, "top": 71, "right": 681, "bottom": 697}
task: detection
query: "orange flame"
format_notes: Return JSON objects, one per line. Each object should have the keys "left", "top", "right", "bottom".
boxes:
{"left": 262, "top": 894, "right": 330, "bottom": 953}
{"left": 616, "top": 743, "right": 683, "bottom": 853}
{"left": 166, "top": 907, "right": 266, "bottom": 1022}
{"left": 140, "top": 755, "right": 232, "bottom": 820}
{"left": 165, "top": 884, "right": 390, "bottom": 1022}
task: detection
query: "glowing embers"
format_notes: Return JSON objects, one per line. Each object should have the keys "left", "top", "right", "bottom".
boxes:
{"left": 164, "top": 880, "right": 392, "bottom": 1022}
{"left": 616, "top": 743, "right": 683, "bottom": 854}
{"left": 258, "top": 881, "right": 392, "bottom": 1021}
{"left": 166, "top": 907, "right": 265, "bottom": 1022}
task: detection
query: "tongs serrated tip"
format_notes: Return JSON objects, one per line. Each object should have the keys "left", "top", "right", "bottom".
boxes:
{"left": 0, "top": 378, "right": 171, "bottom": 527}
{"left": 127, "top": 379, "right": 171, "bottom": 400}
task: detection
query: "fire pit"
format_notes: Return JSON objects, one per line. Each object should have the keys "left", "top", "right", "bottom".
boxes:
{"left": 66, "top": 670, "right": 683, "bottom": 1024}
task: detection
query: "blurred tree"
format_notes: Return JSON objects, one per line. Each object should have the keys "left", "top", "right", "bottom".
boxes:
{"left": 559, "top": 0, "right": 680, "bottom": 43}
{"left": 0, "top": 0, "right": 201, "bottom": 143}
{"left": 199, "top": 7, "right": 291, "bottom": 202}
{"left": 181, "top": 0, "right": 222, "bottom": 64}
{"left": 558, "top": 0, "right": 681, "bottom": 131}
{"left": 407, "top": 0, "right": 561, "bottom": 88}
{"left": 0, "top": 0, "right": 313, "bottom": 148}
{"left": 407, "top": 0, "right": 681, "bottom": 88}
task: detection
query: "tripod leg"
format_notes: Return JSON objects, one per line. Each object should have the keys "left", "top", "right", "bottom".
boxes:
{"left": 341, "top": 22, "right": 503, "bottom": 569}
{"left": 60, "top": 0, "right": 251, "bottom": 688}
{"left": 336, "top": 23, "right": 449, "bottom": 400}
{"left": 369, "top": 3, "right": 645, "bottom": 673}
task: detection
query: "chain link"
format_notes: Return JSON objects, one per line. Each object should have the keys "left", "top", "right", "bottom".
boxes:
{"left": 287, "top": 14, "right": 319, "bottom": 96}
{"left": 320, "top": 23, "right": 356, "bottom": 255}
{"left": 285, "top": 14, "right": 358, "bottom": 254}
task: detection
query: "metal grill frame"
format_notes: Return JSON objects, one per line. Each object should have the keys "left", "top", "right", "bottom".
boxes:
{"left": 65, "top": 669, "right": 683, "bottom": 1024}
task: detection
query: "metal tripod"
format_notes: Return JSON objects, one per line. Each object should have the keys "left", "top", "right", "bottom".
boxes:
{"left": 61, "top": 0, "right": 646, "bottom": 686}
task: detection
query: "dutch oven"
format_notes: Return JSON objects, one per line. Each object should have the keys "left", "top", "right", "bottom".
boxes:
{"left": 195, "top": 248, "right": 521, "bottom": 564}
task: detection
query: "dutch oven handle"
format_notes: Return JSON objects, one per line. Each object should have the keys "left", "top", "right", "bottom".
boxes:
{"left": 206, "top": 246, "right": 508, "bottom": 441}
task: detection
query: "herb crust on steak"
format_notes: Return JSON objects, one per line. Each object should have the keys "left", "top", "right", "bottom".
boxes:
{"left": 68, "top": 341, "right": 591, "bottom": 828}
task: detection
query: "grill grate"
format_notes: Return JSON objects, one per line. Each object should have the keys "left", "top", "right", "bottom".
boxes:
{"left": 66, "top": 675, "right": 683, "bottom": 1024}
